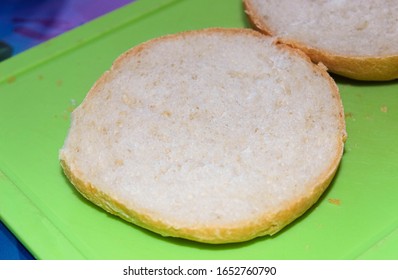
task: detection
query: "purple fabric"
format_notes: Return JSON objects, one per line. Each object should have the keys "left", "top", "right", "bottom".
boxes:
{"left": 0, "top": 0, "right": 135, "bottom": 54}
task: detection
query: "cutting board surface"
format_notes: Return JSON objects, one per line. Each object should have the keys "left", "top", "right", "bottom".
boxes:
{"left": 1, "top": 0, "right": 398, "bottom": 259}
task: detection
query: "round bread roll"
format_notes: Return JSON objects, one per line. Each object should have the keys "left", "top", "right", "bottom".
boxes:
{"left": 244, "top": 0, "right": 398, "bottom": 81}
{"left": 59, "top": 28, "right": 346, "bottom": 244}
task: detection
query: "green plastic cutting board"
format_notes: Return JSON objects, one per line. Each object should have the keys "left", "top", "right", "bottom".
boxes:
{"left": 1, "top": 0, "right": 398, "bottom": 260}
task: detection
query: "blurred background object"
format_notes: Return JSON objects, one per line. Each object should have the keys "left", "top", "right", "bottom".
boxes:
{"left": 0, "top": 41, "right": 13, "bottom": 61}
{"left": 0, "top": 0, "right": 135, "bottom": 58}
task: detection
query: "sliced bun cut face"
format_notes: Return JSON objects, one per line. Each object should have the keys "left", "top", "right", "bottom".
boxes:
{"left": 59, "top": 28, "right": 346, "bottom": 244}
{"left": 244, "top": 0, "right": 398, "bottom": 81}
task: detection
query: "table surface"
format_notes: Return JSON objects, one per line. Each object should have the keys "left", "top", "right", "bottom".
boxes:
{"left": 1, "top": 0, "right": 398, "bottom": 260}
{"left": 0, "top": 0, "right": 134, "bottom": 260}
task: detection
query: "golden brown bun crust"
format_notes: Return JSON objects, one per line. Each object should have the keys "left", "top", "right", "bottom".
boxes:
{"left": 243, "top": 0, "right": 398, "bottom": 81}
{"left": 60, "top": 152, "right": 342, "bottom": 244}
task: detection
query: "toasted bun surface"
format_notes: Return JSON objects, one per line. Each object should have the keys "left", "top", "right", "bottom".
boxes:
{"left": 60, "top": 28, "right": 346, "bottom": 243}
{"left": 244, "top": 0, "right": 398, "bottom": 81}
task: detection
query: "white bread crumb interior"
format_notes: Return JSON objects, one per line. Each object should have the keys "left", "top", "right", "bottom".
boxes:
{"left": 60, "top": 28, "right": 346, "bottom": 243}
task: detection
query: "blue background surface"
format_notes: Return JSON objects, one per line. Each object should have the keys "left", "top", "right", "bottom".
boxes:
{"left": 0, "top": 222, "right": 34, "bottom": 259}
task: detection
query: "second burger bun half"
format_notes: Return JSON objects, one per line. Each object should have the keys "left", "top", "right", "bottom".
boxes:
{"left": 244, "top": 0, "right": 398, "bottom": 81}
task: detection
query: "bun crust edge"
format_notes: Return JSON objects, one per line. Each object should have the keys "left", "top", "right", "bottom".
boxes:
{"left": 60, "top": 151, "right": 342, "bottom": 244}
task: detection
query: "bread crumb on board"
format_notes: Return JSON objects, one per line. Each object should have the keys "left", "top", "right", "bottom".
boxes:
{"left": 61, "top": 99, "right": 77, "bottom": 120}
{"left": 380, "top": 105, "right": 388, "bottom": 113}
{"left": 7, "top": 76, "right": 16, "bottom": 84}
{"left": 328, "top": 198, "right": 341, "bottom": 206}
